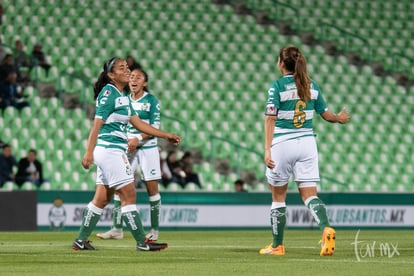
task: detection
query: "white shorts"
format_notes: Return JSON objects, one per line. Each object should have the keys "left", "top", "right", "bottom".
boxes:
{"left": 94, "top": 146, "right": 134, "bottom": 189}
{"left": 128, "top": 147, "right": 161, "bottom": 181}
{"left": 266, "top": 136, "right": 319, "bottom": 187}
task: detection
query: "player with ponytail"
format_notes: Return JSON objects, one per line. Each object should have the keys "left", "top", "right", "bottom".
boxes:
{"left": 261, "top": 46, "right": 350, "bottom": 256}
{"left": 72, "top": 57, "right": 180, "bottom": 252}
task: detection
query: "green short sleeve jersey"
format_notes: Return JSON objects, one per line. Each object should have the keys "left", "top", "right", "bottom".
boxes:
{"left": 127, "top": 92, "right": 160, "bottom": 149}
{"left": 95, "top": 84, "right": 136, "bottom": 150}
{"left": 264, "top": 75, "right": 328, "bottom": 144}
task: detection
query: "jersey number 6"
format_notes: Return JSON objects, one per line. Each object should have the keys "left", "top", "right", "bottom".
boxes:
{"left": 293, "top": 100, "right": 306, "bottom": 128}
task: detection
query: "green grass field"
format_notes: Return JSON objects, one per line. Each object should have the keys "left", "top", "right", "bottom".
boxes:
{"left": 0, "top": 230, "right": 413, "bottom": 275}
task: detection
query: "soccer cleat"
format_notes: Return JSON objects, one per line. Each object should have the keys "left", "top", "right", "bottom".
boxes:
{"left": 145, "top": 229, "right": 159, "bottom": 241}
{"left": 319, "top": 226, "right": 336, "bottom": 256}
{"left": 259, "top": 244, "right": 285, "bottom": 255}
{"left": 96, "top": 228, "right": 124, "bottom": 240}
{"left": 72, "top": 239, "right": 95, "bottom": 250}
{"left": 137, "top": 238, "right": 168, "bottom": 252}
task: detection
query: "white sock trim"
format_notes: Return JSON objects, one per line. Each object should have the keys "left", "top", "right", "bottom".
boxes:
{"left": 149, "top": 193, "right": 161, "bottom": 202}
{"left": 113, "top": 194, "right": 121, "bottom": 201}
{"left": 297, "top": 181, "right": 317, "bottom": 188}
{"left": 304, "top": 196, "right": 319, "bottom": 207}
{"left": 87, "top": 202, "right": 103, "bottom": 215}
{"left": 271, "top": 202, "right": 286, "bottom": 209}
{"left": 121, "top": 204, "right": 137, "bottom": 213}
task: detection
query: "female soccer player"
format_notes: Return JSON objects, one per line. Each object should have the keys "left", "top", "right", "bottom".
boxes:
{"left": 97, "top": 67, "right": 163, "bottom": 241}
{"left": 260, "top": 46, "right": 350, "bottom": 256}
{"left": 72, "top": 58, "right": 180, "bottom": 251}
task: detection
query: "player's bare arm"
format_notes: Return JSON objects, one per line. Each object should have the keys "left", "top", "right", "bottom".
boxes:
{"left": 264, "top": 115, "right": 277, "bottom": 169}
{"left": 321, "top": 107, "right": 350, "bottom": 124}
{"left": 82, "top": 118, "right": 104, "bottom": 169}
{"left": 129, "top": 115, "right": 181, "bottom": 146}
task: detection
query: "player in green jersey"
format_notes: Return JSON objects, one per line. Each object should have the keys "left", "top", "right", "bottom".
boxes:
{"left": 97, "top": 67, "right": 163, "bottom": 241}
{"left": 260, "top": 46, "right": 350, "bottom": 256}
{"left": 72, "top": 57, "right": 180, "bottom": 251}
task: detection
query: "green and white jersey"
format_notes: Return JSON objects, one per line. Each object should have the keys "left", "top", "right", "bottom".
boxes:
{"left": 95, "top": 83, "right": 136, "bottom": 151}
{"left": 265, "top": 75, "right": 328, "bottom": 144}
{"left": 127, "top": 92, "right": 160, "bottom": 149}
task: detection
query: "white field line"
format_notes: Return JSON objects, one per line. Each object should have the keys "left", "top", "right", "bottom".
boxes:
{"left": 0, "top": 252, "right": 413, "bottom": 265}
{"left": 2, "top": 243, "right": 414, "bottom": 251}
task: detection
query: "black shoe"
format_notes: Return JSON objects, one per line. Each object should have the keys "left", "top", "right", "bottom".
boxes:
{"left": 137, "top": 238, "right": 168, "bottom": 251}
{"left": 72, "top": 239, "right": 95, "bottom": 250}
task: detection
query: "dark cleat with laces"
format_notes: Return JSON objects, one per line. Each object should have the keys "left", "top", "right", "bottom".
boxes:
{"left": 137, "top": 238, "right": 168, "bottom": 252}
{"left": 72, "top": 239, "right": 95, "bottom": 250}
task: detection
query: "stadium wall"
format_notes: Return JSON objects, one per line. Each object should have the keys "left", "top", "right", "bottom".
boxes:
{"left": 36, "top": 191, "right": 414, "bottom": 231}
{"left": 1, "top": 191, "right": 413, "bottom": 231}
{"left": 0, "top": 191, "right": 37, "bottom": 231}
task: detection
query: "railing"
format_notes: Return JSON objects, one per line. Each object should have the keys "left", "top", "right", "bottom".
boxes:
{"left": 162, "top": 116, "right": 266, "bottom": 181}
{"left": 226, "top": 0, "right": 413, "bottom": 79}
{"left": 161, "top": 114, "right": 189, "bottom": 148}
{"left": 208, "top": 135, "right": 263, "bottom": 176}
{"left": 317, "top": 22, "right": 371, "bottom": 60}
{"left": 319, "top": 174, "right": 348, "bottom": 191}
{"left": 390, "top": 53, "right": 414, "bottom": 79}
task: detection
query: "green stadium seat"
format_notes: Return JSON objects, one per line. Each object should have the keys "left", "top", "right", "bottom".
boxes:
{"left": 2, "top": 0, "right": 412, "bottom": 192}
{"left": 166, "top": 183, "right": 180, "bottom": 192}
{"left": 4, "top": 181, "right": 16, "bottom": 191}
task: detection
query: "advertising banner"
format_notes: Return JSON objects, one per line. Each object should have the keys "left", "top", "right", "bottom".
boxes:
{"left": 37, "top": 191, "right": 414, "bottom": 230}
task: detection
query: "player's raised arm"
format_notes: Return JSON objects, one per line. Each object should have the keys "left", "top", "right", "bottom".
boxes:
{"left": 129, "top": 115, "right": 180, "bottom": 146}
{"left": 321, "top": 107, "right": 350, "bottom": 124}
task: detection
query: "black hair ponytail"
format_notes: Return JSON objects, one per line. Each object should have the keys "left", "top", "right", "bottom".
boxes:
{"left": 93, "top": 57, "right": 119, "bottom": 100}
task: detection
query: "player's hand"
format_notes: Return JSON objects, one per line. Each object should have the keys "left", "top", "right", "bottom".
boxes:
{"left": 264, "top": 149, "right": 275, "bottom": 169}
{"left": 82, "top": 152, "right": 93, "bottom": 169}
{"left": 127, "top": 138, "right": 140, "bottom": 153}
{"left": 337, "top": 107, "right": 350, "bottom": 124}
{"left": 166, "top": 133, "right": 181, "bottom": 146}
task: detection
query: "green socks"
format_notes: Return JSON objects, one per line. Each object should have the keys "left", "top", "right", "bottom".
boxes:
{"left": 149, "top": 194, "right": 161, "bottom": 230}
{"left": 114, "top": 192, "right": 161, "bottom": 241}
{"left": 112, "top": 196, "right": 123, "bottom": 229}
{"left": 77, "top": 202, "right": 103, "bottom": 241}
{"left": 121, "top": 204, "right": 146, "bottom": 243}
{"left": 270, "top": 202, "right": 286, "bottom": 247}
{"left": 305, "top": 196, "right": 330, "bottom": 230}
{"left": 268, "top": 197, "right": 330, "bottom": 248}
{"left": 115, "top": 193, "right": 161, "bottom": 231}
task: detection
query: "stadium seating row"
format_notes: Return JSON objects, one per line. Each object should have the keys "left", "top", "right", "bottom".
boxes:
{"left": 241, "top": 0, "right": 414, "bottom": 78}
{"left": 1, "top": 0, "right": 413, "bottom": 192}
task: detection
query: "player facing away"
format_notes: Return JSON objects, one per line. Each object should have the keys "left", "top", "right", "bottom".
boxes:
{"left": 97, "top": 67, "right": 162, "bottom": 241}
{"left": 72, "top": 57, "right": 180, "bottom": 251}
{"left": 260, "top": 46, "right": 350, "bottom": 256}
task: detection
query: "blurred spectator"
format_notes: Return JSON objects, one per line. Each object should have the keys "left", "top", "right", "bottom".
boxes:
{"left": 14, "top": 40, "right": 32, "bottom": 83}
{"left": 180, "top": 151, "right": 202, "bottom": 189}
{"left": 0, "top": 70, "right": 29, "bottom": 110}
{"left": 0, "top": 52, "right": 26, "bottom": 86}
{"left": 0, "top": 54, "right": 17, "bottom": 82}
{"left": 0, "top": 4, "right": 3, "bottom": 25}
{"left": 234, "top": 179, "right": 248, "bottom": 192}
{"left": 162, "top": 150, "right": 186, "bottom": 188}
{"left": 31, "top": 43, "right": 51, "bottom": 77}
{"left": 0, "top": 37, "right": 5, "bottom": 62}
{"left": 0, "top": 143, "right": 18, "bottom": 188}
{"left": 16, "top": 149, "right": 44, "bottom": 188}
{"left": 126, "top": 55, "right": 143, "bottom": 70}
{"left": 160, "top": 150, "right": 172, "bottom": 187}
